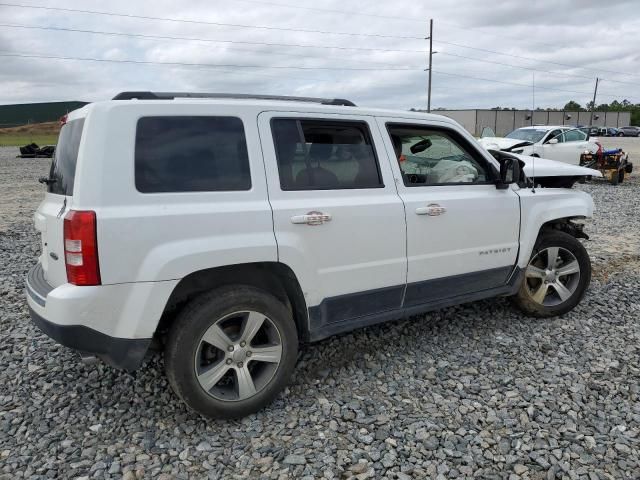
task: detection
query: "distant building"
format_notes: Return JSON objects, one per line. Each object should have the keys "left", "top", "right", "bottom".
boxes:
{"left": 0, "top": 101, "right": 88, "bottom": 127}
{"left": 419, "top": 109, "right": 632, "bottom": 136}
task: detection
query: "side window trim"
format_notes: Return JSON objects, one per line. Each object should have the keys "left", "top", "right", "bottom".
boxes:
{"left": 385, "top": 122, "right": 496, "bottom": 188}
{"left": 270, "top": 117, "right": 385, "bottom": 191}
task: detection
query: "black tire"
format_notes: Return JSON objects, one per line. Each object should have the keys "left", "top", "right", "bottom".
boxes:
{"left": 617, "top": 133, "right": 624, "bottom": 137}
{"left": 165, "top": 285, "right": 298, "bottom": 419}
{"left": 512, "top": 231, "right": 591, "bottom": 318}
{"left": 618, "top": 169, "right": 625, "bottom": 184}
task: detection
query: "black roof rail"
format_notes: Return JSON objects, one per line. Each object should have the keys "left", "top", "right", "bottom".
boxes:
{"left": 112, "top": 91, "right": 356, "bottom": 106}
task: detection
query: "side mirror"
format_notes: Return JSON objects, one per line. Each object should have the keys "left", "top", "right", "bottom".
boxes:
{"left": 547, "top": 138, "right": 559, "bottom": 145}
{"left": 496, "top": 156, "right": 521, "bottom": 190}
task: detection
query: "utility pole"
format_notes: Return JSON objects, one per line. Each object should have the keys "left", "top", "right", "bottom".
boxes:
{"left": 427, "top": 18, "right": 433, "bottom": 113}
{"left": 532, "top": 72, "right": 535, "bottom": 126}
{"left": 589, "top": 78, "right": 599, "bottom": 126}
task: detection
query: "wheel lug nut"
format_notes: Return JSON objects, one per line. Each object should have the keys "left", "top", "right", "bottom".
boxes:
{"left": 240, "top": 341, "right": 246, "bottom": 347}
{"left": 227, "top": 345, "right": 234, "bottom": 352}
{"left": 246, "top": 351, "right": 252, "bottom": 357}
{"left": 237, "top": 362, "right": 243, "bottom": 368}
{"left": 226, "top": 359, "right": 232, "bottom": 365}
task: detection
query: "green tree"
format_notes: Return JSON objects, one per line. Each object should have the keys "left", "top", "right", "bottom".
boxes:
{"left": 563, "top": 100, "right": 583, "bottom": 111}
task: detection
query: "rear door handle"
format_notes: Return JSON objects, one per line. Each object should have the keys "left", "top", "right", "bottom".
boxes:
{"left": 416, "top": 204, "right": 446, "bottom": 216}
{"left": 291, "top": 211, "right": 332, "bottom": 225}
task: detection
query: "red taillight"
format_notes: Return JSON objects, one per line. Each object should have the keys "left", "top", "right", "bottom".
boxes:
{"left": 63, "top": 210, "right": 101, "bottom": 286}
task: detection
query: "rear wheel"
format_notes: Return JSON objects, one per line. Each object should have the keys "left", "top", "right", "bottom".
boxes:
{"left": 512, "top": 231, "right": 591, "bottom": 318}
{"left": 165, "top": 286, "right": 298, "bottom": 419}
{"left": 618, "top": 169, "right": 625, "bottom": 184}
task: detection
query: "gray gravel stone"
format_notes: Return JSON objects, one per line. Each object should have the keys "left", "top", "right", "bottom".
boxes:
{"left": 283, "top": 454, "right": 306, "bottom": 465}
{"left": 1, "top": 146, "right": 640, "bottom": 478}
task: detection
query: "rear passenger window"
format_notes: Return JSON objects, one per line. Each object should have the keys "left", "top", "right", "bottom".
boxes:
{"left": 563, "top": 129, "right": 586, "bottom": 142}
{"left": 135, "top": 116, "right": 251, "bottom": 193}
{"left": 271, "top": 119, "right": 383, "bottom": 190}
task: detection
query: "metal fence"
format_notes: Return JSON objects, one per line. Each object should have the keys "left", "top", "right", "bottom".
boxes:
{"left": 434, "top": 109, "right": 632, "bottom": 136}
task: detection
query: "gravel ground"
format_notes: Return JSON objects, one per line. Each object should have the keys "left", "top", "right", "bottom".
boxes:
{"left": 1, "top": 145, "right": 639, "bottom": 480}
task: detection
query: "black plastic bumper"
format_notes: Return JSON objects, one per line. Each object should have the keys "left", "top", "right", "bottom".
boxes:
{"left": 28, "top": 306, "right": 150, "bottom": 371}
{"left": 26, "top": 263, "right": 150, "bottom": 371}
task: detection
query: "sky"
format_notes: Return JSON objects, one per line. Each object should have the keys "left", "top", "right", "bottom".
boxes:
{"left": 0, "top": 0, "right": 639, "bottom": 110}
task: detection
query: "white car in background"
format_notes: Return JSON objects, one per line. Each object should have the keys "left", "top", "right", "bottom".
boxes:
{"left": 479, "top": 126, "right": 599, "bottom": 165}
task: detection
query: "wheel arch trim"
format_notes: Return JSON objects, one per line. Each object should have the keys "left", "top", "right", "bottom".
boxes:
{"left": 157, "top": 262, "right": 310, "bottom": 341}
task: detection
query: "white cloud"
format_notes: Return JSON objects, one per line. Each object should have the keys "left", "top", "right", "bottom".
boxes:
{"left": 0, "top": 0, "right": 638, "bottom": 109}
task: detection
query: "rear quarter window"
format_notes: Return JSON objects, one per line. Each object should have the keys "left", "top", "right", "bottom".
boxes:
{"left": 48, "top": 118, "right": 84, "bottom": 196}
{"left": 135, "top": 116, "right": 251, "bottom": 193}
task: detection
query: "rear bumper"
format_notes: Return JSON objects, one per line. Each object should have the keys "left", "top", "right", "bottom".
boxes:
{"left": 28, "top": 305, "right": 150, "bottom": 370}
{"left": 25, "top": 262, "right": 177, "bottom": 370}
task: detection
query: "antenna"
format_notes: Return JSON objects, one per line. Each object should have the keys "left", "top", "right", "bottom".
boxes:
{"left": 531, "top": 72, "right": 536, "bottom": 193}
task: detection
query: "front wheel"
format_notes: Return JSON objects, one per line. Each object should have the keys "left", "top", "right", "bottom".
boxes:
{"left": 165, "top": 286, "right": 298, "bottom": 419}
{"left": 512, "top": 231, "right": 591, "bottom": 318}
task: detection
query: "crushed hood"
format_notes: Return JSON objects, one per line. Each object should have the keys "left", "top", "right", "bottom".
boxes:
{"left": 502, "top": 152, "right": 603, "bottom": 178}
{"left": 478, "top": 137, "right": 525, "bottom": 150}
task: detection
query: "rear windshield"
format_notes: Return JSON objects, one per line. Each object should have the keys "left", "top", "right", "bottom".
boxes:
{"left": 48, "top": 119, "right": 84, "bottom": 195}
{"left": 135, "top": 116, "right": 251, "bottom": 193}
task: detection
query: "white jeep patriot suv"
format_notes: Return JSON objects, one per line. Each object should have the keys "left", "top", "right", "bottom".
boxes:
{"left": 26, "top": 92, "right": 594, "bottom": 418}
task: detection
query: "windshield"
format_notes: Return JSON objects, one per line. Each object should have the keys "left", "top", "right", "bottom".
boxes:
{"left": 480, "top": 126, "right": 496, "bottom": 138}
{"left": 505, "top": 128, "right": 547, "bottom": 143}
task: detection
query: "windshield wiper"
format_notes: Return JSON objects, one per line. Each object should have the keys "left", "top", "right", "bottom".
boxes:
{"left": 502, "top": 141, "right": 533, "bottom": 152}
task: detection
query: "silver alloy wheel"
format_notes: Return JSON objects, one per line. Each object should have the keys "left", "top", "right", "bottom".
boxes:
{"left": 525, "top": 247, "right": 581, "bottom": 307}
{"left": 194, "top": 311, "right": 283, "bottom": 401}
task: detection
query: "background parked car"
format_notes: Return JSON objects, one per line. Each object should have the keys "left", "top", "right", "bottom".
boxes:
{"left": 479, "top": 125, "right": 599, "bottom": 165}
{"left": 586, "top": 126, "right": 623, "bottom": 137}
{"left": 618, "top": 126, "right": 640, "bottom": 137}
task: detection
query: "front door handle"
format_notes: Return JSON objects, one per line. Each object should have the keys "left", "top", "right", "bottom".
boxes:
{"left": 416, "top": 204, "right": 446, "bottom": 216}
{"left": 291, "top": 211, "right": 332, "bottom": 225}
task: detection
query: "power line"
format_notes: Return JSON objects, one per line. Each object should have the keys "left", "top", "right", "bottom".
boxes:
{"left": 0, "top": 23, "right": 429, "bottom": 54}
{"left": 0, "top": 52, "right": 316, "bottom": 83}
{"left": 0, "top": 23, "right": 421, "bottom": 68}
{"left": 5, "top": 22, "right": 635, "bottom": 88}
{"left": 436, "top": 39, "right": 640, "bottom": 80}
{"left": 438, "top": 50, "right": 640, "bottom": 87}
{"left": 0, "top": 51, "right": 422, "bottom": 72}
{"left": 225, "top": 0, "right": 425, "bottom": 23}
{"left": 437, "top": 51, "right": 595, "bottom": 81}
{"left": 2, "top": 50, "right": 634, "bottom": 100}
{"left": 437, "top": 20, "right": 563, "bottom": 50}
{"left": 0, "top": 2, "right": 425, "bottom": 40}
{"left": 433, "top": 70, "right": 637, "bottom": 100}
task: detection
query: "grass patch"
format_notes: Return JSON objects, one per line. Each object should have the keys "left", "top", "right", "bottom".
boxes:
{"left": 0, "top": 134, "right": 58, "bottom": 147}
{"left": 0, "top": 122, "right": 60, "bottom": 147}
